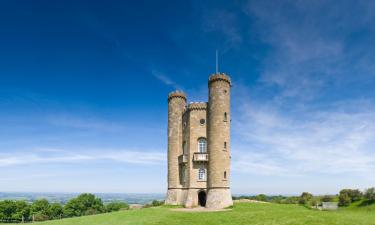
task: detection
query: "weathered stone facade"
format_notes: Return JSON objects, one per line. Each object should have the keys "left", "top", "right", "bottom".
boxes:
{"left": 166, "top": 73, "right": 233, "bottom": 208}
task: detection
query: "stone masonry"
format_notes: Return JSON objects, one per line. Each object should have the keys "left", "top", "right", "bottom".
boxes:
{"left": 165, "top": 73, "right": 233, "bottom": 209}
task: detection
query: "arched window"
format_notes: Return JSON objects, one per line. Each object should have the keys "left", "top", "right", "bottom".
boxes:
{"left": 224, "top": 171, "right": 227, "bottom": 179}
{"left": 198, "top": 167, "right": 206, "bottom": 181}
{"left": 198, "top": 138, "right": 207, "bottom": 153}
{"left": 224, "top": 112, "right": 227, "bottom": 121}
{"left": 224, "top": 142, "right": 227, "bottom": 150}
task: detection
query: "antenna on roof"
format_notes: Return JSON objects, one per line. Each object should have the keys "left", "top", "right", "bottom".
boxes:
{"left": 216, "top": 50, "right": 219, "bottom": 74}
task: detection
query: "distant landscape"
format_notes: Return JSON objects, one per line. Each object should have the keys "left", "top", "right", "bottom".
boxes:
{"left": 0, "top": 192, "right": 165, "bottom": 205}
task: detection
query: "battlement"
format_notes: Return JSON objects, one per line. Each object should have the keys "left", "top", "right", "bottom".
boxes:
{"left": 168, "top": 90, "right": 187, "bottom": 102}
{"left": 208, "top": 73, "right": 231, "bottom": 85}
{"left": 188, "top": 102, "right": 207, "bottom": 111}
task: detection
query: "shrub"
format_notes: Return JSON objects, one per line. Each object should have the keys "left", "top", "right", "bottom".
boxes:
{"left": 63, "top": 193, "right": 105, "bottom": 217}
{"left": 364, "top": 188, "right": 375, "bottom": 202}
{"left": 338, "top": 192, "right": 351, "bottom": 206}
{"left": 256, "top": 194, "right": 267, "bottom": 202}
{"left": 299, "top": 192, "right": 313, "bottom": 205}
{"left": 106, "top": 202, "right": 129, "bottom": 212}
{"left": 49, "top": 203, "right": 63, "bottom": 219}
{"left": 31, "top": 199, "right": 50, "bottom": 220}
{"left": 321, "top": 195, "right": 334, "bottom": 202}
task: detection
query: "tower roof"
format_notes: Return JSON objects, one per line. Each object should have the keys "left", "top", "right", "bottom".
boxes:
{"left": 168, "top": 90, "right": 187, "bottom": 102}
{"left": 208, "top": 73, "right": 231, "bottom": 85}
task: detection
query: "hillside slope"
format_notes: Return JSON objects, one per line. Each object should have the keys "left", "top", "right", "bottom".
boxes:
{"left": 3, "top": 203, "right": 375, "bottom": 225}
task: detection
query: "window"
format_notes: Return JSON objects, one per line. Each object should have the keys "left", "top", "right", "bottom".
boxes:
{"left": 224, "top": 142, "right": 227, "bottom": 150}
{"left": 200, "top": 118, "right": 205, "bottom": 125}
{"left": 224, "top": 112, "right": 227, "bottom": 121}
{"left": 224, "top": 171, "right": 227, "bottom": 179}
{"left": 198, "top": 168, "right": 206, "bottom": 181}
{"left": 198, "top": 138, "right": 207, "bottom": 153}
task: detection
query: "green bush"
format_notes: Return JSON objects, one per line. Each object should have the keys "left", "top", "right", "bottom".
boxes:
{"left": 364, "top": 188, "right": 375, "bottom": 202}
{"left": 64, "top": 193, "right": 105, "bottom": 217}
{"left": 31, "top": 199, "right": 51, "bottom": 220}
{"left": 106, "top": 202, "right": 129, "bottom": 212}
{"left": 299, "top": 192, "right": 313, "bottom": 205}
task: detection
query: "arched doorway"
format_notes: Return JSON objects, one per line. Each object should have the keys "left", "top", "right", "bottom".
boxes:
{"left": 198, "top": 190, "right": 206, "bottom": 207}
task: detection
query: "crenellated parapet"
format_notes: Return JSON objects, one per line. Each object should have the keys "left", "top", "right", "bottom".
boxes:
{"left": 168, "top": 90, "right": 187, "bottom": 102}
{"left": 208, "top": 73, "right": 231, "bottom": 86}
{"left": 187, "top": 102, "right": 207, "bottom": 111}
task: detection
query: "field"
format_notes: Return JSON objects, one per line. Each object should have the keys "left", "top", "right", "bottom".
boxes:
{"left": 2, "top": 202, "right": 375, "bottom": 225}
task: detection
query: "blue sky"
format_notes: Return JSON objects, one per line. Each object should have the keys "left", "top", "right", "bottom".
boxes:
{"left": 1, "top": 0, "right": 375, "bottom": 195}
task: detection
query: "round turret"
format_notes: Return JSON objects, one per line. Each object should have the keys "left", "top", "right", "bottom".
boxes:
{"left": 206, "top": 72, "right": 233, "bottom": 208}
{"left": 165, "top": 90, "right": 187, "bottom": 205}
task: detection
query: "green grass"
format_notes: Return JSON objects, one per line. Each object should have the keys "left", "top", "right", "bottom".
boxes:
{"left": 3, "top": 202, "right": 375, "bottom": 225}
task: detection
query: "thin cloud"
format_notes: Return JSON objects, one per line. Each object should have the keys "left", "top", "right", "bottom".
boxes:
{"left": 245, "top": 0, "right": 375, "bottom": 101}
{"left": 152, "top": 70, "right": 182, "bottom": 90}
{"left": 232, "top": 99, "right": 375, "bottom": 176}
{"left": 0, "top": 149, "right": 166, "bottom": 167}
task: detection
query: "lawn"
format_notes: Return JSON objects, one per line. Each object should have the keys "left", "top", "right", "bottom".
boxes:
{"left": 2, "top": 202, "right": 375, "bottom": 225}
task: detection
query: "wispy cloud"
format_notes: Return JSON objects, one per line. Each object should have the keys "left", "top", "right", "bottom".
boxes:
{"left": 46, "top": 115, "right": 126, "bottom": 132}
{"left": 151, "top": 70, "right": 183, "bottom": 90}
{"left": 0, "top": 149, "right": 166, "bottom": 167}
{"left": 201, "top": 9, "right": 243, "bottom": 49}
{"left": 245, "top": 0, "right": 375, "bottom": 100}
{"left": 232, "top": 99, "right": 375, "bottom": 176}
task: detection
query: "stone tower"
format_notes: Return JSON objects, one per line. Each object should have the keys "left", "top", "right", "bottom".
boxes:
{"left": 206, "top": 73, "right": 233, "bottom": 208}
{"left": 165, "top": 73, "right": 233, "bottom": 209}
{"left": 165, "top": 91, "right": 186, "bottom": 205}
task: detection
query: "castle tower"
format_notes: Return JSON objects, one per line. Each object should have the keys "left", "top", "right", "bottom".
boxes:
{"left": 165, "top": 91, "right": 187, "bottom": 205}
{"left": 206, "top": 73, "right": 233, "bottom": 208}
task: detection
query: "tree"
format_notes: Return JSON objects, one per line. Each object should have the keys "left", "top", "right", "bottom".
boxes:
{"left": 338, "top": 192, "right": 351, "bottom": 206}
{"left": 49, "top": 203, "right": 63, "bottom": 219}
{"left": 63, "top": 193, "right": 105, "bottom": 217}
{"left": 0, "top": 200, "right": 17, "bottom": 222}
{"left": 364, "top": 188, "right": 375, "bottom": 202}
{"left": 339, "top": 189, "right": 362, "bottom": 202}
{"left": 106, "top": 202, "right": 129, "bottom": 212}
{"left": 30, "top": 199, "right": 51, "bottom": 221}
{"left": 299, "top": 192, "right": 313, "bottom": 205}
{"left": 13, "top": 201, "right": 30, "bottom": 222}
{"left": 321, "top": 195, "right": 334, "bottom": 202}
{"left": 256, "top": 194, "right": 267, "bottom": 202}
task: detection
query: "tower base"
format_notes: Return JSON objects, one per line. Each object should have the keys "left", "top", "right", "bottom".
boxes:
{"left": 206, "top": 188, "right": 233, "bottom": 209}
{"left": 165, "top": 189, "right": 186, "bottom": 205}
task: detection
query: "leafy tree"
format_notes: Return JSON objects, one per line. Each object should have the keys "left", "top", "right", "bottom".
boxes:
{"left": 339, "top": 189, "right": 362, "bottom": 202}
{"left": 49, "top": 203, "right": 63, "bottom": 219}
{"left": 299, "top": 192, "right": 313, "bottom": 205}
{"left": 338, "top": 192, "right": 351, "bottom": 206}
{"left": 256, "top": 194, "right": 267, "bottom": 202}
{"left": 321, "top": 195, "right": 334, "bottom": 202}
{"left": 364, "top": 187, "right": 375, "bottom": 202}
{"left": 13, "top": 201, "right": 30, "bottom": 222}
{"left": 106, "top": 202, "right": 129, "bottom": 212}
{"left": 0, "top": 200, "right": 17, "bottom": 222}
{"left": 30, "top": 199, "right": 51, "bottom": 221}
{"left": 64, "top": 193, "right": 105, "bottom": 217}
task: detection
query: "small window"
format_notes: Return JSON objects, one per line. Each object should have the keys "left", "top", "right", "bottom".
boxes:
{"left": 198, "top": 138, "right": 207, "bottom": 153}
{"left": 200, "top": 119, "right": 205, "bottom": 125}
{"left": 224, "top": 89, "right": 227, "bottom": 94}
{"left": 224, "top": 171, "right": 227, "bottom": 179}
{"left": 224, "top": 142, "right": 227, "bottom": 150}
{"left": 224, "top": 112, "right": 227, "bottom": 121}
{"left": 198, "top": 168, "right": 206, "bottom": 181}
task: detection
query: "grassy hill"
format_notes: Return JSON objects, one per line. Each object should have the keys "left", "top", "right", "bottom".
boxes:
{"left": 2, "top": 202, "right": 375, "bottom": 225}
